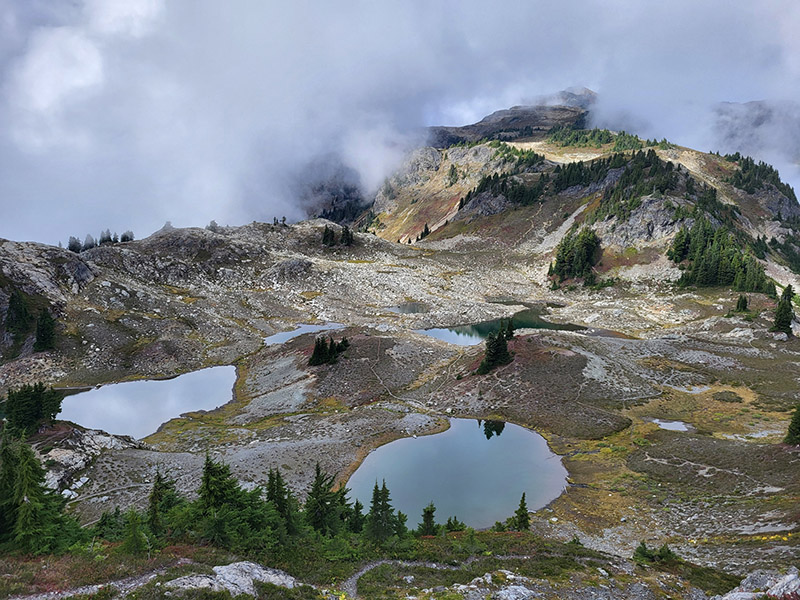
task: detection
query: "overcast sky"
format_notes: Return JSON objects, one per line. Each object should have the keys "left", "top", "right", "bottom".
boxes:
{"left": 2, "top": 0, "right": 799, "bottom": 245}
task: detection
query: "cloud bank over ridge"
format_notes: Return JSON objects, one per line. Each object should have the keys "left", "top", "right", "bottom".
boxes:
{"left": 1, "top": 0, "right": 799, "bottom": 243}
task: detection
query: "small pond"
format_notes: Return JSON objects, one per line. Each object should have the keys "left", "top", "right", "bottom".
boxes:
{"left": 264, "top": 322, "right": 344, "bottom": 345}
{"left": 386, "top": 302, "right": 429, "bottom": 314}
{"left": 416, "top": 308, "right": 585, "bottom": 346}
{"left": 652, "top": 419, "right": 691, "bottom": 432}
{"left": 58, "top": 366, "right": 237, "bottom": 439}
{"left": 347, "top": 418, "right": 567, "bottom": 529}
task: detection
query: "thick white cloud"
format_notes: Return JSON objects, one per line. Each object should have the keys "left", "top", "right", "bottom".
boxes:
{"left": 7, "top": 27, "right": 103, "bottom": 148}
{"left": 84, "top": 0, "right": 163, "bottom": 37}
{"left": 0, "top": 0, "right": 798, "bottom": 244}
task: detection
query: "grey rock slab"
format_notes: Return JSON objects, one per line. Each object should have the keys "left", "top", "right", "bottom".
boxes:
{"left": 165, "top": 561, "right": 298, "bottom": 596}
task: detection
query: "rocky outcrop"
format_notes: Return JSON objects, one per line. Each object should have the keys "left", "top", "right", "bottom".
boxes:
{"left": 712, "top": 567, "right": 800, "bottom": 600}
{"left": 164, "top": 561, "right": 299, "bottom": 596}
{"left": 592, "top": 195, "right": 689, "bottom": 249}
{"left": 35, "top": 424, "right": 143, "bottom": 492}
{"left": 0, "top": 240, "right": 96, "bottom": 304}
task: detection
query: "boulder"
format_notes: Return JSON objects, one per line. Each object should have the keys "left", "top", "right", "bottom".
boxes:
{"left": 164, "top": 561, "right": 299, "bottom": 596}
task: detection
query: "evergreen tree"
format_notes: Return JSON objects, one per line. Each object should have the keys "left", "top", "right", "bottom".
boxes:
{"left": 511, "top": 493, "right": 530, "bottom": 531}
{"left": 147, "top": 467, "right": 180, "bottom": 537}
{"left": 198, "top": 454, "right": 241, "bottom": 515}
{"left": 503, "top": 318, "right": 515, "bottom": 339}
{"left": 0, "top": 433, "right": 18, "bottom": 539}
{"left": 93, "top": 506, "right": 126, "bottom": 541}
{"left": 67, "top": 236, "right": 82, "bottom": 253}
{"left": 448, "top": 163, "right": 458, "bottom": 186}
{"left": 477, "top": 332, "right": 512, "bottom": 374}
{"left": 773, "top": 284, "right": 795, "bottom": 335}
{"left": 445, "top": 516, "right": 466, "bottom": 532}
{"left": 348, "top": 499, "right": 365, "bottom": 533}
{"left": 267, "top": 468, "right": 299, "bottom": 535}
{"left": 394, "top": 511, "right": 408, "bottom": 538}
{"left": 6, "top": 290, "right": 31, "bottom": 336}
{"left": 120, "top": 231, "right": 135, "bottom": 242}
{"left": 417, "top": 502, "right": 438, "bottom": 536}
{"left": 365, "top": 480, "right": 395, "bottom": 544}
{"left": 340, "top": 226, "right": 354, "bottom": 246}
{"left": 785, "top": 405, "right": 800, "bottom": 445}
{"left": 5, "top": 383, "right": 62, "bottom": 435}
{"left": 308, "top": 337, "right": 330, "bottom": 366}
{"left": 322, "top": 225, "right": 337, "bottom": 246}
{"left": 304, "top": 463, "right": 340, "bottom": 536}
{"left": 671, "top": 218, "right": 775, "bottom": 294}
{"left": 121, "top": 509, "right": 148, "bottom": 555}
{"left": 735, "top": 295, "right": 748, "bottom": 312}
{"left": 83, "top": 234, "right": 96, "bottom": 250}
{"left": 1, "top": 436, "right": 80, "bottom": 554}
{"left": 99, "top": 229, "right": 112, "bottom": 245}
{"left": 309, "top": 336, "right": 349, "bottom": 366}
{"left": 34, "top": 311, "right": 56, "bottom": 351}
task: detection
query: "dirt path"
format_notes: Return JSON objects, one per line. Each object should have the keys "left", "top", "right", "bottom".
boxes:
{"left": 339, "top": 555, "right": 533, "bottom": 598}
{"left": 10, "top": 559, "right": 194, "bottom": 600}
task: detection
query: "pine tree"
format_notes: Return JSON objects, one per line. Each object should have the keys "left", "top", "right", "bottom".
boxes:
{"left": 267, "top": 468, "right": 299, "bottom": 535}
{"left": 445, "top": 516, "right": 466, "bottom": 532}
{"left": 6, "top": 290, "right": 31, "bottom": 335}
{"left": 4, "top": 438, "right": 79, "bottom": 554}
{"left": 773, "top": 284, "right": 794, "bottom": 335}
{"left": 417, "top": 502, "right": 438, "bottom": 536}
{"left": 448, "top": 163, "right": 458, "bottom": 186}
{"left": 5, "top": 383, "right": 63, "bottom": 435}
{"left": 121, "top": 509, "right": 148, "bottom": 555}
{"left": 504, "top": 318, "right": 515, "bottom": 339}
{"left": 147, "top": 467, "right": 180, "bottom": 537}
{"left": 83, "top": 234, "right": 96, "bottom": 250}
{"left": 511, "top": 493, "right": 530, "bottom": 531}
{"left": 120, "top": 231, "right": 135, "bottom": 242}
{"left": 308, "top": 337, "right": 329, "bottom": 366}
{"left": 0, "top": 433, "right": 18, "bottom": 541}
{"left": 349, "top": 499, "right": 365, "bottom": 533}
{"left": 304, "top": 463, "right": 339, "bottom": 536}
{"left": 784, "top": 405, "right": 800, "bottom": 445}
{"left": 198, "top": 454, "right": 241, "bottom": 515}
{"left": 67, "top": 236, "right": 82, "bottom": 252}
{"left": 365, "top": 480, "right": 395, "bottom": 544}
{"left": 34, "top": 311, "right": 56, "bottom": 351}
{"left": 477, "top": 332, "right": 512, "bottom": 374}
{"left": 93, "top": 506, "right": 126, "bottom": 541}
{"left": 341, "top": 226, "right": 354, "bottom": 246}
{"left": 322, "top": 225, "right": 337, "bottom": 246}
{"left": 735, "top": 295, "right": 748, "bottom": 312}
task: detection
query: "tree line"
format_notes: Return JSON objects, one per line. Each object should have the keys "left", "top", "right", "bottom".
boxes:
{"left": 0, "top": 430, "right": 534, "bottom": 559}
{"left": 67, "top": 230, "right": 134, "bottom": 253}
{"left": 668, "top": 218, "right": 776, "bottom": 295}
{"left": 724, "top": 153, "right": 797, "bottom": 202}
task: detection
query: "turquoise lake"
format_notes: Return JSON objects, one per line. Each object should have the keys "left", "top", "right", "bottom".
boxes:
{"left": 347, "top": 418, "right": 567, "bottom": 529}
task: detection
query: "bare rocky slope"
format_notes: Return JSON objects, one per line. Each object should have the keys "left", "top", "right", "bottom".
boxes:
{"left": 1, "top": 108, "right": 799, "bottom": 598}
